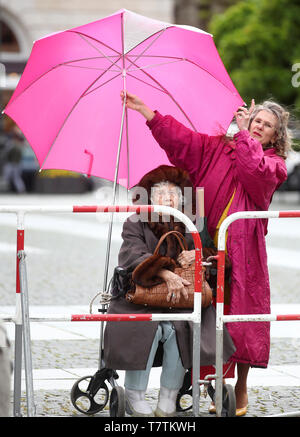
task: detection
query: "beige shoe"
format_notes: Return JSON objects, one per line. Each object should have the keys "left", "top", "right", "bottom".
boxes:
{"left": 236, "top": 405, "right": 248, "bottom": 417}
{"left": 208, "top": 402, "right": 216, "bottom": 414}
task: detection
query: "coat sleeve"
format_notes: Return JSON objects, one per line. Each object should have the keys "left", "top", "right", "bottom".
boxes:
{"left": 234, "top": 130, "right": 287, "bottom": 210}
{"left": 118, "top": 217, "right": 153, "bottom": 271}
{"left": 146, "top": 111, "right": 220, "bottom": 185}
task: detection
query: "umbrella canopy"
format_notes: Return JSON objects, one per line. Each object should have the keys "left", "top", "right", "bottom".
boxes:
{"left": 3, "top": 9, "right": 244, "bottom": 189}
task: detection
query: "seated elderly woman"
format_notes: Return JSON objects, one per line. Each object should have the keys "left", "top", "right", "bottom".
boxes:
{"left": 103, "top": 165, "right": 235, "bottom": 417}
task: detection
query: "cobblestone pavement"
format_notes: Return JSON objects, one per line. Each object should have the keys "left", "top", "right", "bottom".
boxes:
{"left": 1, "top": 190, "right": 300, "bottom": 419}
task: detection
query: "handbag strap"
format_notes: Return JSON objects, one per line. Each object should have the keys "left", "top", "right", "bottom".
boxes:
{"left": 154, "top": 230, "right": 188, "bottom": 255}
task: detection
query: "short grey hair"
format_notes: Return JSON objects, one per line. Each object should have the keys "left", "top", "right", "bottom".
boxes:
{"left": 249, "top": 100, "right": 292, "bottom": 159}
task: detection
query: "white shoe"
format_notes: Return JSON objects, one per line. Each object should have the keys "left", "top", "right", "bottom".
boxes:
{"left": 125, "top": 389, "right": 154, "bottom": 417}
{"left": 155, "top": 387, "right": 178, "bottom": 417}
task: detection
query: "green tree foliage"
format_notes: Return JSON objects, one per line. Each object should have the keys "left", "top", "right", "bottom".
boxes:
{"left": 209, "top": 0, "right": 300, "bottom": 114}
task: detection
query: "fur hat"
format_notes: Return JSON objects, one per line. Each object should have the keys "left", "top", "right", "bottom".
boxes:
{"left": 131, "top": 165, "right": 196, "bottom": 216}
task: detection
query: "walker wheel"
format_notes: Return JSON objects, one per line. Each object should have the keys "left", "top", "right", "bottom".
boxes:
{"left": 109, "top": 386, "right": 125, "bottom": 417}
{"left": 70, "top": 375, "right": 109, "bottom": 415}
{"left": 176, "top": 369, "right": 193, "bottom": 412}
{"left": 176, "top": 389, "right": 193, "bottom": 412}
{"left": 222, "top": 384, "right": 236, "bottom": 417}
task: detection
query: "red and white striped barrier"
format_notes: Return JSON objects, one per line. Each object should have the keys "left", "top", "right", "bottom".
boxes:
{"left": 215, "top": 210, "right": 300, "bottom": 323}
{"left": 213, "top": 209, "right": 300, "bottom": 417}
{"left": 0, "top": 204, "right": 203, "bottom": 417}
{"left": 2, "top": 205, "right": 300, "bottom": 417}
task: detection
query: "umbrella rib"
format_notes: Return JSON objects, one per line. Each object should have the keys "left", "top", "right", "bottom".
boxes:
{"left": 128, "top": 56, "right": 238, "bottom": 99}
{"left": 124, "top": 26, "right": 175, "bottom": 60}
{"left": 40, "top": 66, "right": 122, "bottom": 170}
{"left": 4, "top": 55, "right": 121, "bottom": 109}
{"left": 126, "top": 28, "right": 168, "bottom": 71}
{"left": 185, "top": 59, "right": 239, "bottom": 97}
{"left": 78, "top": 69, "right": 171, "bottom": 100}
{"left": 82, "top": 71, "right": 122, "bottom": 97}
{"left": 126, "top": 72, "right": 168, "bottom": 94}
{"left": 127, "top": 54, "right": 183, "bottom": 58}
{"left": 128, "top": 55, "right": 237, "bottom": 98}
{"left": 126, "top": 54, "right": 186, "bottom": 60}
{"left": 76, "top": 33, "right": 122, "bottom": 71}
{"left": 128, "top": 58, "right": 185, "bottom": 72}
{"left": 61, "top": 54, "right": 122, "bottom": 70}
{"left": 62, "top": 55, "right": 121, "bottom": 63}
{"left": 5, "top": 65, "right": 59, "bottom": 110}
{"left": 125, "top": 57, "right": 198, "bottom": 132}
{"left": 63, "top": 64, "right": 121, "bottom": 73}
{"left": 126, "top": 54, "right": 239, "bottom": 107}
{"left": 67, "top": 30, "right": 122, "bottom": 62}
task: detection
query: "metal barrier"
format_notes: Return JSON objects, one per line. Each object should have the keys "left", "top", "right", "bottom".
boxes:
{"left": 2, "top": 205, "right": 300, "bottom": 417}
{"left": 214, "top": 210, "right": 300, "bottom": 418}
{"left": 0, "top": 204, "right": 203, "bottom": 417}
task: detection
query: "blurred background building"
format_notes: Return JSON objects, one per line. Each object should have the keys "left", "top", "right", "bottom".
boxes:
{"left": 0, "top": 0, "right": 299, "bottom": 195}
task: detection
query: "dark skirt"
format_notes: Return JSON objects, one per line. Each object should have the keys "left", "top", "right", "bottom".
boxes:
{"left": 103, "top": 298, "right": 236, "bottom": 370}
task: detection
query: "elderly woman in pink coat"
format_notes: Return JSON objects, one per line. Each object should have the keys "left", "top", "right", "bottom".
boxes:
{"left": 121, "top": 91, "right": 290, "bottom": 416}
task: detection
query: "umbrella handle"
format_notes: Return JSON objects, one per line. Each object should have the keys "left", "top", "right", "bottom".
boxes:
{"left": 84, "top": 149, "right": 94, "bottom": 178}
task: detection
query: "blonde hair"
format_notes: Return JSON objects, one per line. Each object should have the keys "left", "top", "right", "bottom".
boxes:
{"left": 249, "top": 100, "right": 292, "bottom": 159}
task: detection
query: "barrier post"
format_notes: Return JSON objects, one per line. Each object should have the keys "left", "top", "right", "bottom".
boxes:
{"left": 13, "top": 212, "right": 25, "bottom": 417}
{"left": 19, "top": 250, "right": 36, "bottom": 416}
{"left": 215, "top": 249, "right": 226, "bottom": 418}
{"left": 191, "top": 230, "right": 203, "bottom": 416}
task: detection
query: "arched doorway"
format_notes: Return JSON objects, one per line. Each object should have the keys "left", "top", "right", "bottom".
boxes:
{"left": 0, "top": 7, "right": 31, "bottom": 106}
{"left": 0, "top": 19, "right": 21, "bottom": 52}
{"left": 0, "top": 8, "right": 34, "bottom": 192}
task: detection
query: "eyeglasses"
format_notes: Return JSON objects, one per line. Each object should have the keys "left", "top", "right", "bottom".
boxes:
{"left": 152, "top": 188, "right": 180, "bottom": 199}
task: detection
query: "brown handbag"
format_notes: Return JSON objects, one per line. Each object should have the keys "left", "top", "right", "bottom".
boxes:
{"left": 126, "top": 231, "right": 212, "bottom": 309}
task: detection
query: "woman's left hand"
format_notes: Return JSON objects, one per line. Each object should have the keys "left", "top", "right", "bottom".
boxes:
{"left": 177, "top": 250, "right": 195, "bottom": 268}
{"left": 235, "top": 99, "right": 255, "bottom": 131}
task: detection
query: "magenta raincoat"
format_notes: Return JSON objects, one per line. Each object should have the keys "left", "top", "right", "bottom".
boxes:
{"left": 146, "top": 112, "right": 287, "bottom": 368}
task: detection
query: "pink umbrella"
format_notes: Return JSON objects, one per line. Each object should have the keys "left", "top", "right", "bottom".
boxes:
{"left": 3, "top": 8, "right": 243, "bottom": 189}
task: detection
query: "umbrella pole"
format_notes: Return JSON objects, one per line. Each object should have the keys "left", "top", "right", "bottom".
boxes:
{"left": 103, "top": 99, "right": 127, "bottom": 291}
{"left": 99, "top": 17, "right": 127, "bottom": 371}
{"left": 97, "top": 98, "right": 127, "bottom": 370}
{"left": 102, "top": 38, "right": 128, "bottom": 293}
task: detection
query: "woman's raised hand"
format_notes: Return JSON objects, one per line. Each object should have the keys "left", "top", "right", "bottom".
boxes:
{"left": 235, "top": 98, "right": 255, "bottom": 131}
{"left": 120, "top": 91, "right": 144, "bottom": 111}
{"left": 120, "top": 90, "right": 155, "bottom": 121}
